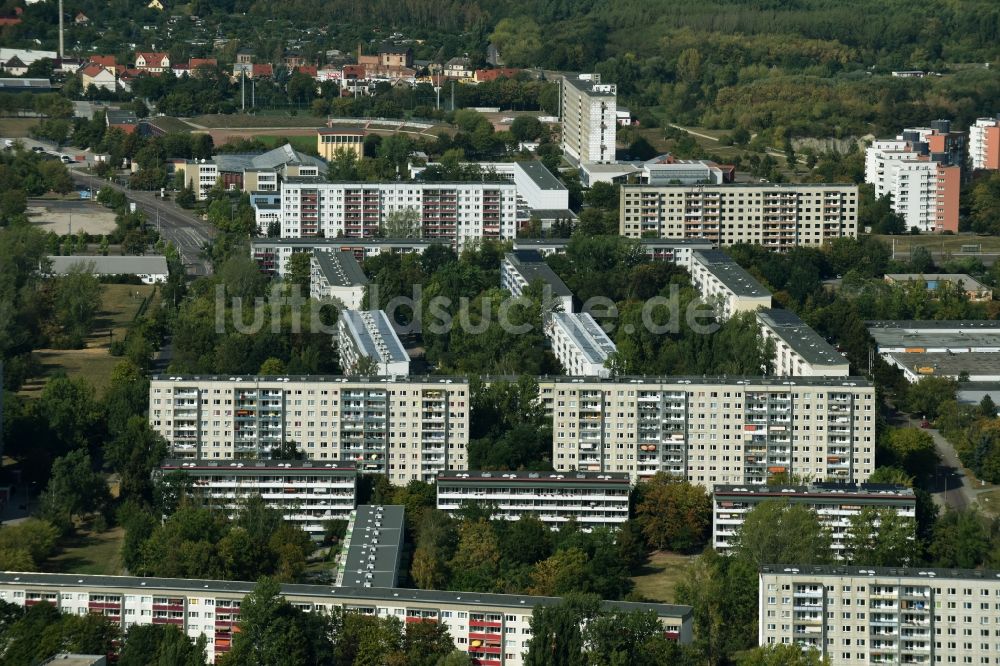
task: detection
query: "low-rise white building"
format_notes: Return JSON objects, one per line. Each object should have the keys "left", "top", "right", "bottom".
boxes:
{"left": 547, "top": 312, "right": 617, "bottom": 378}
{"left": 713, "top": 483, "right": 915, "bottom": 559}
{"left": 46, "top": 255, "right": 169, "bottom": 284}
{"left": 500, "top": 250, "right": 574, "bottom": 313}
{"left": 310, "top": 250, "right": 368, "bottom": 309}
{"left": 687, "top": 250, "right": 772, "bottom": 319}
{"left": 757, "top": 308, "right": 850, "bottom": 377}
{"left": 436, "top": 470, "right": 630, "bottom": 530}
{"left": 336, "top": 310, "right": 410, "bottom": 376}
{"left": 156, "top": 459, "right": 357, "bottom": 539}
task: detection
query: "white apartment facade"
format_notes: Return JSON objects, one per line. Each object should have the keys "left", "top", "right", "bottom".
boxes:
{"left": 864, "top": 137, "right": 960, "bottom": 233}
{"left": 156, "top": 459, "right": 357, "bottom": 539}
{"left": 251, "top": 238, "right": 441, "bottom": 276}
{"left": 687, "top": 250, "right": 773, "bottom": 320}
{"left": 279, "top": 180, "right": 519, "bottom": 250}
{"left": 336, "top": 309, "right": 411, "bottom": 376}
{"left": 561, "top": 74, "right": 617, "bottom": 164}
{"left": 970, "top": 117, "right": 1000, "bottom": 171}
{"left": 539, "top": 376, "right": 876, "bottom": 486}
{"left": 712, "top": 484, "right": 915, "bottom": 558}
{"left": 0, "top": 572, "right": 692, "bottom": 665}
{"left": 759, "top": 565, "right": 1000, "bottom": 666}
{"left": 148, "top": 375, "right": 470, "bottom": 485}
{"left": 436, "top": 471, "right": 630, "bottom": 530}
{"left": 620, "top": 184, "right": 859, "bottom": 250}
{"left": 511, "top": 238, "right": 715, "bottom": 266}
{"left": 547, "top": 312, "right": 617, "bottom": 378}
{"left": 757, "top": 308, "right": 851, "bottom": 377}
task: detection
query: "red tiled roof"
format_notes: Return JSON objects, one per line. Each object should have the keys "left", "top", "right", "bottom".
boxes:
{"left": 189, "top": 58, "right": 217, "bottom": 69}
{"left": 80, "top": 64, "right": 109, "bottom": 77}
{"left": 474, "top": 68, "right": 520, "bottom": 83}
{"left": 90, "top": 55, "right": 117, "bottom": 67}
{"left": 251, "top": 63, "right": 273, "bottom": 76}
{"left": 136, "top": 52, "right": 168, "bottom": 68}
{"left": 296, "top": 65, "right": 317, "bottom": 76}
{"left": 0, "top": 18, "right": 22, "bottom": 26}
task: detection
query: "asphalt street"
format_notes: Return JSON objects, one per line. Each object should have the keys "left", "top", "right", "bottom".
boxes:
{"left": 69, "top": 169, "right": 215, "bottom": 277}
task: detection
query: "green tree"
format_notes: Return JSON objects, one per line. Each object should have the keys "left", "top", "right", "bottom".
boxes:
{"left": 286, "top": 251, "right": 312, "bottom": 290}
{"left": 881, "top": 428, "right": 938, "bottom": 482}
{"left": 903, "top": 377, "right": 957, "bottom": 419}
{"left": 53, "top": 263, "right": 103, "bottom": 345}
{"left": 738, "top": 644, "right": 829, "bottom": 666}
{"left": 523, "top": 594, "right": 599, "bottom": 666}
{"left": 928, "top": 509, "right": 992, "bottom": 569}
{"left": 40, "top": 450, "right": 111, "bottom": 532}
{"left": 105, "top": 416, "right": 168, "bottom": 506}
{"left": 844, "top": 507, "right": 916, "bottom": 566}
{"left": 380, "top": 207, "right": 422, "bottom": 239}
{"left": 528, "top": 547, "right": 589, "bottom": 596}
{"left": 866, "top": 466, "right": 914, "bottom": 486}
{"left": 584, "top": 608, "right": 692, "bottom": 665}
{"left": 733, "top": 500, "right": 832, "bottom": 568}
{"left": 635, "top": 475, "right": 711, "bottom": 553}
{"left": 448, "top": 519, "right": 501, "bottom": 592}
{"left": 488, "top": 18, "right": 543, "bottom": 67}
{"left": 259, "top": 357, "right": 286, "bottom": 375}
{"left": 119, "top": 623, "right": 208, "bottom": 666}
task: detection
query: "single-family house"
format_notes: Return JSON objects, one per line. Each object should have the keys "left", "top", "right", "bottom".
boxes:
{"left": 135, "top": 51, "right": 169, "bottom": 73}
{"left": 80, "top": 63, "right": 116, "bottom": 92}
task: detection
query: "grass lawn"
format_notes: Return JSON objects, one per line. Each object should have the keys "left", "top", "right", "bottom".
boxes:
{"left": 147, "top": 116, "right": 195, "bottom": 134}
{"left": 19, "top": 283, "right": 159, "bottom": 397}
{"left": 0, "top": 117, "right": 39, "bottom": 137}
{"left": 979, "top": 489, "right": 1000, "bottom": 516}
{"left": 257, "top": 134, "right": 319, "bottom": 155}
{"left": 630, "top": 550, "right": 698, "bottom": 603}
{"left": 46, "top": 527, "right": 125, "bottom": 575}
{"left": 871, "top": 234, "right": 1000, "bottom": 255}
{"left": 192, "top": 113, "right": 326, "bottom": 129}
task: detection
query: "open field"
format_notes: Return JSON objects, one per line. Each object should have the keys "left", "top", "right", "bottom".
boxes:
{"left": 0, "top": 117, "right": 39, "bottom": 137}
{"left": 147, "top": 116, "right": 196, "bottom": 134}
{"left": 871, "top": 234, "right": 1000, "bottom": 255}
{"left": 46, "top": 527, "right": 125, "bottom": 575}
{"left": 26, "top": 199, "right": 118, "bottom": 235}
{"left": 629, "top": 550, "right": 698, "bottom": 603}
{"left": 190, "top": 113, "right": 328, "bottom": 129}
{"left": 20, "top": 283, "right": 159, "bottom": 397}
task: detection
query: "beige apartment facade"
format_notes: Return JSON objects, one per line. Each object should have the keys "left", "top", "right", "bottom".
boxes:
{"left": 620, "top": 184, "right": 859, "bottom": 249}
{"left": 539, "top": 376, "right": 875, "bottom": 486}
{"left": 759, "top": 565, "right": 1000, "bottom": 666}
{"left": 148, "top": 375, "right": 470, "bottom": 485}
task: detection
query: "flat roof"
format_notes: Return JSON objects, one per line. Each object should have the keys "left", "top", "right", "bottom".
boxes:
{"left": 283, "top": 178, "right": 515, "bottom": 188}
{"left": 692, "top": 250, "right": 772, "bottom": 299}
{"left": 341, "top": 505, "right": 404, "bottom": 588}
{"left": 438, "top": 470, "right": 630, "bottom": 484}
{"left": 885, "top": 274, "right": 991, "bottom": 291}
{"left": 714, "top": 483, "right": 914, "bottom": 499}
{"left": 0, "top": 571, "right": 691, "bottom": 618}
{"left": 152, "top": 374, "right": 467, "bottom": 384}
{"left": 515, "top": 160, "right": 566, "bottom": 191}
{"left": 886, "top": 351, "right": 1000, "bottom": 377}
{"left": 759, "top": 564, "right": 1000, "bottom": 583}
{"left": 867, "top": 322, "right": 1000, "bottom": 350}
{"left": 534, "top": 375, "right": 873, "bottom": 388}
{"left": 253, "top": 238, "right": 443, "bottom": 249}
{"left": 563, "top": 74, "right": 616, "bottom": 96}
{"left": 529, "top": 208, "right": 578, "bottom": 221}
{"left": 318, "top": 127, "right": 366, "bottom": 135}
{"left": 160, "top": 459, "right": 357, "bottom": 473}
{"left": 313, "top": 250, "right": 369, "bottom": 288}
{"left": 757, "top": 308, "right": 847, "bottom": 367}
{"left": 0, "top": 78, "right": 53, "bottom": 90}
{"left": 512, "top": 238, "right": 714, "bottom": 249}
{"left": 505, "top": 251, "right": 573, "bottom": 298}
{"left": 551, "top": 312, "right": 617, "bottom": 365}
{"left": 622, "top": 182, "right": 857, "bottom": 191}
{"left": 340, "top": 310, "right": 410, "bottom": 365}
{"left": 867, "top": 320, "right": 1000, "bottom": 331}
{"left": 47, "top": 255, "right": 168, "bottom": 275}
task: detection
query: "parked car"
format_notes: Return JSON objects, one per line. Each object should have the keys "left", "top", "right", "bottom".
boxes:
{"left": 920, "top": 419, "right": 931, "bottom": 429}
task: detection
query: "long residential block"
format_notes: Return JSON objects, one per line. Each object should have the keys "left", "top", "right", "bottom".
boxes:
{"left": 688, "top": 250, "right": 772, "bottom": 319}
{"left": 336, "top": 309, "right": 411, "bottom": 376}
{"left": 279, "top": 179, "right": 519, "bottom": 250}
{"left": 436, "top": 471, "right": 630, "bottom": 530}
{"left": 156, "top": 459, "right": 357, "bottom": 539}
{"left": 512, "top": 237, "right": 714, "bottom": 265}
{"left": 310, "top": 250, "right": 368, "bottom": 309}
{"left": 148, "top": 375, "right": 470, "bottom": 486}
{"left": 539, "top": 376, "right": 876, "bottom": 486}
{"left": 759, "top": 565, "right": 1000, "bottom": 665}
{"left": 251, "top": 238, "right": 444, "bottom": 276}
{"left": 713, "top": 483, "right": 915, "bottom": 558}
{"left": 0, "top": 572, "right": 693, "bottom": 665}
{"left": 547, "top": 312, "right": 617, "bottom": 378}
{"left": 501, "top": 250, "right": 574, "bottom": 313}
{"left": 757, "top": 308, "right": 850, "bottom": 377}
{"left": 620, "top": 183, "right": 859, "bottom": 250}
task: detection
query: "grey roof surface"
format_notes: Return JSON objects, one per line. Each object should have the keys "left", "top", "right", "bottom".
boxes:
{"left": 341, "top": 505, "right": 404, "bottom": 588}
{"left": 313, "top": 250, "right": 369, "bottom": 288}
{"left": 551, "top": 312, "right": 617, "bottom": 365}
{"left": 105, "top": 109, "right": 138, "bottom": 125}
{"left": 437, "top": 470, "right": 630, "bottom": 484}
{"left": 0, "top": 571, "right": 692, "bottom": 618}
{"left": 759, "top": 564, "right": 1000, "bottom": 583}
{"left": 214, "top": 144, "right": 326, "bottom": 173}
{"left": 714, "top": 483, "right": 914, "bottom": 500}
{"left": 533, "top": 375, "right": 873, "bottom": 388}
{"left": 515, "top": 160, "right": 566, "bottom": 191}
{"left": 867, "top": 321, "right": 1000, "bottom": 350}
{"left": 253, "top": 238, "right": 442, "bottom": 249}
{"left": 692, "top": 250, "right": 772, "bottom": 299}
{"left": 0, "top": 78, "right": 53, "bottom": 90}
{"left": 884, "top": 273, "right": 991, "bottom": 292}
{"left": 47, "top": 255, "right": 168, "bottom": 275}
{"left": 886, "top": 351, "right": 1000, "bottom": 377}
{"left": 757, "top": 308, "right": 847, "bottom": 367}
{"left": 528, "top": 208, "right": 578, "bottom": 221}
{"left": 505, "top": 251, "right": 573, "bottom": 298}
{"left": 152, "top": 374, "right": 466, "bottom": 384}
{"left": 340, "top": 310, "right": 410, "bottom": 365}
{"left": 563, "top": 74, "right": 616, "bottom": 96}
{"left": 512, "top": 238, "right": 714, "bottom": 249}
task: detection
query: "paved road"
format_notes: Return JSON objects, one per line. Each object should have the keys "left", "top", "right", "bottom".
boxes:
{"left": 69, "top": 169, "right": 215, "bottom": 277}
{"left": 896, "top": 412, "right": 989, "bottom": 511}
